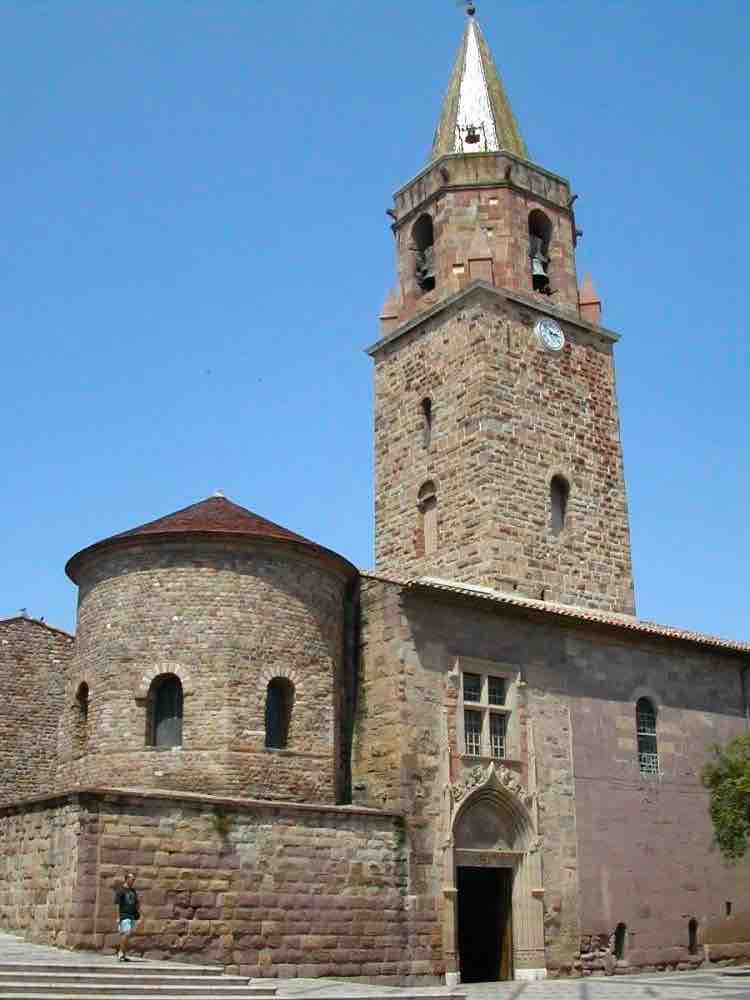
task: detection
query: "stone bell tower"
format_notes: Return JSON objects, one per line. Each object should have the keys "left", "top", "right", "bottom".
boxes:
{"left": 368, "top": 6, "right": 636, "bottom": 615}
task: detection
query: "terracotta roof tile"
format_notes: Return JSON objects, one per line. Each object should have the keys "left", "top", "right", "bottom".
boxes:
{"left": 361, "top": 572, "right": 750, "bottom": 656}
{"left": 66, "top": 495, "right": 355, "bottom": 583}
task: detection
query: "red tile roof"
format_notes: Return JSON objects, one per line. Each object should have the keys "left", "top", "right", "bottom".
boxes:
{"left": 66, "top": 495, "right": 356, "bottom": 583}
{"left": 362, "top": 572, "right": 750, "bottom": 657}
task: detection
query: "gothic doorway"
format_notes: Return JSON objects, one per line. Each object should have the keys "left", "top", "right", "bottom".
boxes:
{"left": 457, "top": 866, "right": 513, "bottom": 982}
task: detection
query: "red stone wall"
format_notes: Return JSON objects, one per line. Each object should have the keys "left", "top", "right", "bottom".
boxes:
{"left": 391, "top": 153, "right": 579, "bottom": 326}
{"left": 1, "top": 789, "right": 424, "bottom": 983}
{"left": 567, "top": 636, "right": 750, "bottom": 974}
{"left": 0, "top": 618, "right": 74, "bottom": 806}
{"left": 372, "top": 287, "right": 635, "bottom": 614}
{"left": 59, "top": 540, "right": 350, "bottom": 803}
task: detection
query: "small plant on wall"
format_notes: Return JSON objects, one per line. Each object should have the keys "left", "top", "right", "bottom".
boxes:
{"left": 211, "top": 808, "right": 233, "bottom": 840}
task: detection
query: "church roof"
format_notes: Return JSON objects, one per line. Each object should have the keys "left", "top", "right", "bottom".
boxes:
{"left": 65, "top": 495, "right": 356, "bottom": 583}
{"left": 362, "top": 573, "right": 750, "bottom": 657}
{"left": 430, "top": 11, "right": 528, "bottom": 162}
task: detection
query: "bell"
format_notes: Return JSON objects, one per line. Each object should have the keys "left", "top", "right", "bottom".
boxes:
{"left": 465, "top": 125, "right": 480, "bottom": 145}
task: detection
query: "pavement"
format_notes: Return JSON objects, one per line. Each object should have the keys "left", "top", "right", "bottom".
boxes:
{"left": 1, "top": 931, "right": 750, "bottom": 999}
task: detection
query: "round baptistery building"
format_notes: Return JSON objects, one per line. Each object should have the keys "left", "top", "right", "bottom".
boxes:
{"left": 61, "top": 494, "right": 357, "bottom": 803}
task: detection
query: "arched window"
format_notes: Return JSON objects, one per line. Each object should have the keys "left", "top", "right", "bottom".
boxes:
{"left": 636, "top": 698, "right": 658, "bottom": 775}
{"left": 421, "top": 397, "right": 433, "bottom": 449}
{"left": 265, "top": 678, "right": 294, "bottom": 749}
{"left": 688, "top": 917, "right": 699, "bottom": 955}
{"left": 528, "top": 210, "right": 552, "bottom": 294}
{"left": 613, "top": 922, "right": 627, "bottom": 960}
{"left": 550, "top": 475, "right": 570, "bottom": 536}
{"left": 149, "top": 674, "right": 183, "bottom": 748}
{"left": 76, "top": 682, "right": 89, "bottom": 724}
{"left": 73, "top": 682, "right": 90, "bottom": 755}
{"left": 412, "top": 214, "right": 435, "bottom": 293}
{"left": 418, "top": 481, "right": 438, "bottom": 556}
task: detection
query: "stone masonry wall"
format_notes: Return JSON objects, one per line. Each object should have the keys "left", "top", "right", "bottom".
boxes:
{"left": 567, "top": 633, "right": 750, "bottom": 975}
{"left": 0, "top": 618, "right": 74, "bottom": 806}
{"left": 353, "top": 577, "right": 582, "bottom": 977}
{"left": 390, "top": 152, "right": 579, "bottom": 325}
{"left": 0, "top": 797, "right": 82, "bottom": 946}
{"left": 354, "top": 577, "right": 750, "bottom": 977}
{"left": 372, "top": 286, "right": 635, "bottom": 614}
{"left": 1, "top": 789, "right": 421, "bottom": 983}
{"left": 59, "top": 540, "right": 349, "bottom": 803}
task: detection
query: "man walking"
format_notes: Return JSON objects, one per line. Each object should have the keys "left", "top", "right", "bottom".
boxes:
{"left": 114, "top": 871, "right": 140, "bottom": 961}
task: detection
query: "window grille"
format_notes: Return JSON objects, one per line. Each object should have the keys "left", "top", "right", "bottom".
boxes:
{"left": 490, "top": 713, "right": 506, "bottom": 759}
{"left": 464, "top": 710, "right": 482, "bottom": 757}
{"left": 636, "top": 698, "right": 659, "bottom": 775}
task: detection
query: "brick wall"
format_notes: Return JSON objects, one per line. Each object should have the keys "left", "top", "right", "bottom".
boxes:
{"left": 59, "top": 540, "right": 350, "bottom": 803}
{"left": 371, "top": 287, "right": 635, "bottom": 614}
{"left": 0, "top": 618, "right": 74, "bottom": 806}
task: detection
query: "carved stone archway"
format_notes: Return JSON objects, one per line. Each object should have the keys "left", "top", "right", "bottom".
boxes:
{"left": 442, "top": 763, "right": 546, "bottom": 984}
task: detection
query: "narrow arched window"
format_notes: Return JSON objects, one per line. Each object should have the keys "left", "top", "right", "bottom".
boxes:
{"left": 73, "top": 682, "right": 90, "bottom": 755}
{"left": 418, "top": 481, "right": 438, "bottom": 556}
{"left": 421, "top": 397, "right": 433, "bottom": 449}
{"left": 528, "top": 210, "right": 552, "bottom": 294}
{"left": 265, "top": 678, "right": 294, "bottom": 749}
{"left": 412, "top": 214, "right": 435, "bottom": 293}
{"left": 613, "top": 923, "right": 627, "bottom": 960}
{"left": 150, "top": 674, "right": 183, "bottom": 748}
{"left": 550, "top": 475, "right": 569, "bottom": 537}
{"left": 76, "top": 682, "right": 89, "bottom": 724}
{"left": 688, "top": 918, "right": 698, "bottom": 955}
{"left": 636, "top": 698, "right": 658, "bottom": 775}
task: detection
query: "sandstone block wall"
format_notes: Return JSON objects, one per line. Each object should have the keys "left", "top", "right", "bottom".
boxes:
{"left": 59, "top": 540, "right": 350, "bottom": 803}
{"left": 0, "top": 796, "right": 82, "bottom": 946}
{"left": 354, "top": 577, "right": 750, "bottom": 977}
{"left": 0, "top": 618, "right": 74, "bottom": 806}
{"left": 1, "top": 789, "right": 422, "bottom": 983}
{"left": 371, "top": 287, "right": 635, "bottom": 613}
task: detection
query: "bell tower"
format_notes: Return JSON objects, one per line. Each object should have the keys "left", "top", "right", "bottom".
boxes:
{"left": 368, "top": 6, "right": 636, "bottom": 615}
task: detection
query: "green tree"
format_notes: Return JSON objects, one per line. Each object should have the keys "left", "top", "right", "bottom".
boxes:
{"left": 702, "top": 733, "right": 750, "bottom": 861}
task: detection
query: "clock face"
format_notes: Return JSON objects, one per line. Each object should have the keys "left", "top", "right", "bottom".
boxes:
{"left": 535, "top": 318, "right": 565, "bottom": 352}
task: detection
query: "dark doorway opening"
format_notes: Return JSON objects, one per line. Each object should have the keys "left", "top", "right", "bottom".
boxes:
{"left": 457, "top": 866, "right": 513, "bottom": 982}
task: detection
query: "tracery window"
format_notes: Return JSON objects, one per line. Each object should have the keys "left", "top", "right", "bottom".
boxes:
{"left": 636, "top": 697, "right": 659, "bottom": 775}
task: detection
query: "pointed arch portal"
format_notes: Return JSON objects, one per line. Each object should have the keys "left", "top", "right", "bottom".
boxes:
{"left": 443, "top": 764, "right": 546, "bottom": 984}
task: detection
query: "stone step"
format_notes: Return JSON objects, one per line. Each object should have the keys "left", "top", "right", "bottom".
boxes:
{"left": 0, "top": 972, "right": 268, "bottom": 998}
{"left": 0, "top": 963, "right": 229, "bottom": 978}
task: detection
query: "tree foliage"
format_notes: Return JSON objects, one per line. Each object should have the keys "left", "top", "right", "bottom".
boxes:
{"left": 702, "top": 733, "right": 750, "bottom": 861}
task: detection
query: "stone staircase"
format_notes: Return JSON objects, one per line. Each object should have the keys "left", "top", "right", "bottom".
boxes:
{"left": 0, "top": 961, "right": 278, "bottom": 999}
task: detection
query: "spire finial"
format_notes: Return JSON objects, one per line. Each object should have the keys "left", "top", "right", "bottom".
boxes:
{"left": 465, "top": 2, "right": 476, "bottom": 16}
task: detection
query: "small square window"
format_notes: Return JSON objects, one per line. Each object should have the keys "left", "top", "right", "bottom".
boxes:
{"left": 463, "top": 673, "right": 481, "bottom": 703}
{"left": 488, "top": 677, "right": 506, "bottom": 706}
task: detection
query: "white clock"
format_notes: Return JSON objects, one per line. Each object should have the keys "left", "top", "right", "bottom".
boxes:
{"left": 534, "top": 317, "right": 565, "bottom": 352}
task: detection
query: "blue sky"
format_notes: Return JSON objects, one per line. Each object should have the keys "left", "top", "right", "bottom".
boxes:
{"left": 2, "top": 0, "right": 748, "bottom": 639}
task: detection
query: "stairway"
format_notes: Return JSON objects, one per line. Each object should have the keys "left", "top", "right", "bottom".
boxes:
{"left": 0, "top": 961, "right": 278, "bottom": 999}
